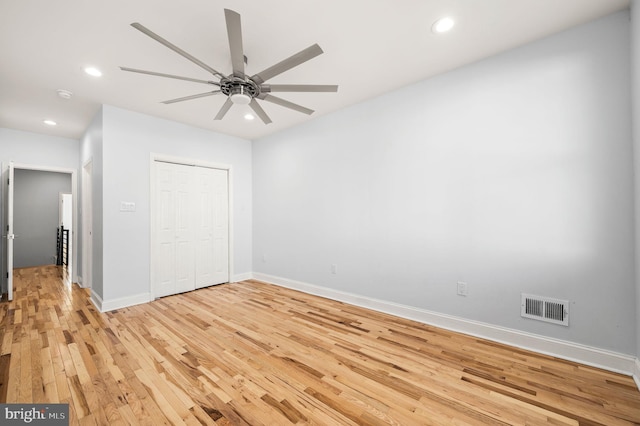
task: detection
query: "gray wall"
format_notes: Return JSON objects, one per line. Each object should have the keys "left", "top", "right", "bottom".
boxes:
{"left": 13, "top": 169, "right": 71, "bottom": 267}
{"left": 253, "top": 11, "right": 635, "bottom": 355}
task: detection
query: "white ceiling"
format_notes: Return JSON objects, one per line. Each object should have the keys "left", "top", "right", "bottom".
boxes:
{"left": 0, "top": 0, "right": 630, "bottom": 141}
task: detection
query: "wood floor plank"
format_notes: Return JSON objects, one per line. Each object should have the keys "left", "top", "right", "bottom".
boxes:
{"left": 0, "top": 353, "right": 11, "bottom": 402}
{"left": 1, "top": 265, "right": 640, "bottom": 425}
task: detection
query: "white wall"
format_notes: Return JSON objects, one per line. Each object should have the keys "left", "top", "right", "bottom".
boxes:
{"left": 0, "top": 128, "right": 79, "bottom": 167}
{"left": 0, "top": 128, "right": 80, "bottom": 292}
{"left": 253, "top": 11, "right": 635, "bottom": 355}
{"left": 99, "top": 105, "right": 252, "bottom": 305}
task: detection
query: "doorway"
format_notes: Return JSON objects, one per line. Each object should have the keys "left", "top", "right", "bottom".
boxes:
{"left": 4, "top": 162, "right": 77, "bottom": 301}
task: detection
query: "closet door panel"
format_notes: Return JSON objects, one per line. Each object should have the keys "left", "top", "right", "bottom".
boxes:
{"left": 210, "top": 168, "right": 229, "bottom": 284}
{"left": 155, "top": 163, "right": 177, "bottom": 298}
{"left": 195, "top": 167, "right": 229, "bottom": 288}
{"left": 174, "top": 165, "right": 195, "bottom": 294}
{"left": 195, "top": 167, "right": 214, "bottom": 287}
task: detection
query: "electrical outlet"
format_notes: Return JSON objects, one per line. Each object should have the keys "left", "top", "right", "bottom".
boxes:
{"left": 262, "top": 254, "right": 267, "bottom": 263}
{"left": 457, "top": 281, "right": 468, "bottom": 296}
{"left": 331, "top": 264, "right": 338, "bottom": 274}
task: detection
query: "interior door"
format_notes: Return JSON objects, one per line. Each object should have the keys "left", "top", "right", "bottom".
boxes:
{"left": 173, "top": 164, "right": 195, "bottom": 294}
{"left": 195, "top": 167, "right": 214, "bottom": 288}
{"left": 210, "top": 168, "right": 229, "bottom": 285}
{"left": 155, "top": 162, "right": 197, "bottom": 296}
{"left": 58, "top": 192, "right": 73, "bottom": 271}
{"left": 195, "top": 167, "right": 229, "bottom": 288}
{"left": 6, "top": 161, "right": 14, "bottom": 301}
{"left": 156, "top": 162, "right": 178, "bottom": 297}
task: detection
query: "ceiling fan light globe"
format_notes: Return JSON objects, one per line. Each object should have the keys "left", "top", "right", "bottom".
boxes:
{"left": 230, "top": 93, "right": 251, "bottom": 105}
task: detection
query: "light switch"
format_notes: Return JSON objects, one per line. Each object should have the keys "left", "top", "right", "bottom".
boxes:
{"left": 120, "top": 201, "right": 136, "bottom": 212}
{"left": 457, "top": 281, "right": 468, "bottom": 296}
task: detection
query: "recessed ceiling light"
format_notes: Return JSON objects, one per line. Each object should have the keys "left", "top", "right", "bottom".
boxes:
{"left": 244, "top": 113, "right": 255, "bottom": 121}
{"left": 432, "top": 17, "right": 455, "bottom": 34}
{"left": 43, "top": 120, "right": 57, "bottom": 126}
{"left": 84, "top": 66, "right": 102, "bottom": 77}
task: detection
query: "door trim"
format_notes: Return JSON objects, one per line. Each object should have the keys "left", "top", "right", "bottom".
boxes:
{"left": 81, "top": 159, "right": 93, "bottom": 289}
{"left": 149, "top": 153, "right": 233, "bottom": 299}
{"left": 6, "top": 162, "right": 14, "bottom": 301}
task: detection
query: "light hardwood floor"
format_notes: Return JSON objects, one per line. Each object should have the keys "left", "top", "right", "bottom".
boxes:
{"left": 1, "top": 265, "right": 640, "bottom": 425}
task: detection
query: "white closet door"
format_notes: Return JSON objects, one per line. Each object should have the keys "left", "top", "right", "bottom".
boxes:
{"left": 156, "top": 162, "right": 178, "bottom": 297}
{"left": 154, "top": 161, "right": 229, "bottom": 298}
{"left": 174, "top": 164, "right": 196, "bottom": 294}
{"left": 195, "top": 167, "right": 229, "bottom": 288}
{"left": 211, "top": 168, "right": 229, "bottom": 284}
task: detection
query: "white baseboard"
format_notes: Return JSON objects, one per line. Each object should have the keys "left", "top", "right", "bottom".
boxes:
{"left": 252, "top": 272, "right": 638, "bottom": 379}
{"left": 87, "top": 271, "right": 253, "bottom": 312}
{"left": 90, "top": 289, "right": 103, "bottom": 312}
{"left": 91, "top": 291, "right": 151, "bottom": 312}
{"left": 232, "top": 272, "right": 253, "bottom": 282}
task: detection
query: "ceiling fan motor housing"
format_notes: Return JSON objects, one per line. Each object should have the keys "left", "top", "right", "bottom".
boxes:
{"left": 222, "top": 77, "right": 259, "bottom": 104}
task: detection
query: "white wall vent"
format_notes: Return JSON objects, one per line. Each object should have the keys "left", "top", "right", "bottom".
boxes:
{"left": 521, "top": 294, "right": 569, "bottom": 326}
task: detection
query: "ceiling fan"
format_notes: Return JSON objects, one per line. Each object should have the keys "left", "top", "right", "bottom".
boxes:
{"left": 120, "top": 9, "right": 338, "bottom": 124}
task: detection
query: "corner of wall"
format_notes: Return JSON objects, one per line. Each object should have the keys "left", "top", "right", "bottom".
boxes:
{"left": 90, "top": 287, "right": 151, "bottom": 313}
{"left": 90, "top": 289, "right": 103, "bottom": 312}
{"left": 100, "top": 293, "right": 152, "bottom": 313}
{"left": 232, "top": 272, "right": 253, "bottom": 282}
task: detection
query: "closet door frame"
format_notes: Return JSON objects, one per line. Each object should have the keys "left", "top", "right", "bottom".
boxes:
{"left": 149, "top": 153, "right": 233, "bottom": 299}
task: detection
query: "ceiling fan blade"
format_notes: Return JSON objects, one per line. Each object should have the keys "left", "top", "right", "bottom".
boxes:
{"left": 131, "top": 22, "right": 225, "bottom": 79}
{"left": 259, "top": 94, "right": 314, "bottom": 115}
{"left": 261, "top": 84, "right": 338, "bottom": 93}
{"left": 214, "top": 98, "right": 234, "bottom": 120}
{"left": 161, "top": 90, "right": 221, "bottom": 104}
{"left": 224, "top": 9, "right": 245, "bottom": 78}
{"left": 120, "top": 67, "right": 220, "bottom": 86}
{"left": 249, "top": 99, "right": 272, "bottom": 124}
{"left": 251, "top": 44, "right": 323, "bottom": 84}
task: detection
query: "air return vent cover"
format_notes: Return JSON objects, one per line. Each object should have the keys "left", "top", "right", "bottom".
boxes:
{"left": 521, "top": 294, "right": 569, "bottom": 326}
